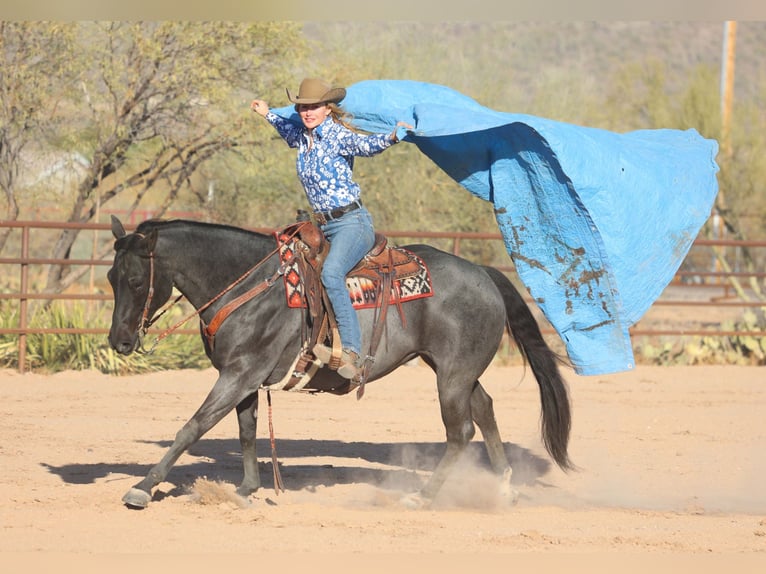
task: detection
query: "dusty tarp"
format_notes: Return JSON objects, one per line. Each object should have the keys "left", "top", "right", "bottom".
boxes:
{"left": 271, "top": 80, "right": 720, "bottom": 375}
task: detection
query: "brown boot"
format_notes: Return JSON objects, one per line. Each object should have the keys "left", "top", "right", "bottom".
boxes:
{"left": 312, "top": 344, "right": 359, "bottom": 379}
{"left": 337, "top": 349, "right": 360, "bottom": 380}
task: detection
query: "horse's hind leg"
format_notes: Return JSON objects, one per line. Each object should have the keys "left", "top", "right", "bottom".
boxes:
{"left": 470, "top": 381, "right": 518, "bottom": 503}
{"left": 470, "top": 381, "right": 510, "bottom": 474}
{"left": 403, "top": 379, "right": 516, "bottom": 509}
{"left": 235, "top": 391, "right": 260, "bottom": 496}
{"left": 405, "top": 377, "right": 476, "bottom": 507}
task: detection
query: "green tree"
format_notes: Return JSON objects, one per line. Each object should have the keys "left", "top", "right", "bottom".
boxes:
{"left": 0, "top": 22, "right": 77, "bottom": 253}
{"left": 44, "top": 21, "right": 306, "bottom": 293}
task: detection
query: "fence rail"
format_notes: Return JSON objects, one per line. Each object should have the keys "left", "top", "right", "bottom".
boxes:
{"left": 1, "top": 219, "right": 764, "bottom": 373}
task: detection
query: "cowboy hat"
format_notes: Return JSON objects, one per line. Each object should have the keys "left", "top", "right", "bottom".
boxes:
{"left": 286, "top": 78, "right": 346, "bottom": 104}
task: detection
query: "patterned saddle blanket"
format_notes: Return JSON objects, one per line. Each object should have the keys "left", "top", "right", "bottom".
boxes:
{"left": 275, "top": 225, "right": 433, "bottom": 309}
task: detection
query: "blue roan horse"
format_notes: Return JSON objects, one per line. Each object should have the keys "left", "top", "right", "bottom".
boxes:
{"left": 107, "top": 216, "right": 573, "bottom": 509}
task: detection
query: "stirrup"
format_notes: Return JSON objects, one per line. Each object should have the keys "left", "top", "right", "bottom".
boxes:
{"left": 312, "top": 343, "right": 333, "bottom": 365}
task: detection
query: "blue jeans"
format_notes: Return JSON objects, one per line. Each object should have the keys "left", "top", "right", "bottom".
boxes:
{"left": 319, "top": 206, "right": 375, "bottom": 356}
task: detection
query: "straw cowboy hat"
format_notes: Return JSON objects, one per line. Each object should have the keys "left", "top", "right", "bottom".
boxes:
{"left": 286, "top": 78, "right": 346, "bottom": 105}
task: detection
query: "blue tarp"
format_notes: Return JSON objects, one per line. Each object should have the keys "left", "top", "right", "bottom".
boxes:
{"left": 271, "top": 80, "right": 720, "bottom": 375}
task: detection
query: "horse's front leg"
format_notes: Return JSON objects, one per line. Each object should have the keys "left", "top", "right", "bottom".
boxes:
{"left": 235, "top": 391, "right": 260, "bottom": 496}
{"left": 122, "top": 373, "right": 246, "bottom": 509}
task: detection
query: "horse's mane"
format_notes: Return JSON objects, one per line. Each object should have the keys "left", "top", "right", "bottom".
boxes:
{"left": 134, "top": 218, "right": 270, "bottom": 240}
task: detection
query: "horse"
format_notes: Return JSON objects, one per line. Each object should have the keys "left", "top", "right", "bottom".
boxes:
{"left": 107, "top": 215, "right": 573, "bottom": 509}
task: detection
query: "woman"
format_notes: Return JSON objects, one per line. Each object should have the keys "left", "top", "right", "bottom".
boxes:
{"left": 251, "top": 78, "right": 410, "bottom": 380}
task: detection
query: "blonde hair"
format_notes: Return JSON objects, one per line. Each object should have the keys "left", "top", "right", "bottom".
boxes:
{"left": 327, "top": 102, "right": 361, "bottom": 133}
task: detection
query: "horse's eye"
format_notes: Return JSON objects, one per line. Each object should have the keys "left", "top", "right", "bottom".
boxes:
{"left": 128, "top": 277, "right": 144, "bottom": 291}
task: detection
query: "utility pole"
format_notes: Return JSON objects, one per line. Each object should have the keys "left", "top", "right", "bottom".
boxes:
{"left": 720, "top": 20, "right": 737, "bottom": 163}
{"left": 714, "top": 21, "right": 737, "bottom": 279}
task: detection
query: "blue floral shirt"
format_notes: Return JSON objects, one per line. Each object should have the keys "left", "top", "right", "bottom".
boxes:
{"left": 266, "top": 112, "right": 394, "bottom": 212}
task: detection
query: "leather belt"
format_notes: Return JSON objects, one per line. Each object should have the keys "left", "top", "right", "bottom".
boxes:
{"left": 314, "top": 200, "right": 362, "bottom": 225}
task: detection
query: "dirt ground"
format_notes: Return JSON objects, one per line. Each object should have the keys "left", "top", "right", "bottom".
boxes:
{"left": 1, "top": 362, "right": 765, "bottom": 569}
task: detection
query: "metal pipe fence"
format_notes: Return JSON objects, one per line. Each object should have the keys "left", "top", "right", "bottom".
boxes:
{"left": 1, "top": 219, "right": 764, "bottom": 373}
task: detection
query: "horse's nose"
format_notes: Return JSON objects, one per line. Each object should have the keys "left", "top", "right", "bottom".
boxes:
{"left": 113, "top": 340, "right": 136, "bottom": 355}
{"left": 109, "top": 333, "right": 137, "bottom": 355}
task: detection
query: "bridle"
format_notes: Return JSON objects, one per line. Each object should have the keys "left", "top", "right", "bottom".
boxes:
{"left": 138, "top": 250, "right": 157, "bottom": 341}
{"left": 134, "top": 249, "right": 185, "bottom": 353}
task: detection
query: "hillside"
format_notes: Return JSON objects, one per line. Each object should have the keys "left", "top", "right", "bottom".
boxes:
{"left": 303, "top": 21, "right": 766, "bottom": 111}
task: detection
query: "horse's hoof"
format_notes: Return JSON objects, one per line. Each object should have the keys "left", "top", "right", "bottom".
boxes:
{"left": 236, "top": 484, "right": 259, "bottom": 498}
{"left": 122, "top": 487, "right": 152, "bottom": 509}
{"left": 499, "top": 468, "right": 519, "bottom": 505}
{"left": 500, "top": 484, "right": 520, "bottom": 505}
{"left": 399, "top": 492, "right": 429, "bottom": 510}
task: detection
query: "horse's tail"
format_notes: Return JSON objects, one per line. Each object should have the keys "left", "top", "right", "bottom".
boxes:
{"left": 482, "top": 265, "right": 574, "bottom": 472}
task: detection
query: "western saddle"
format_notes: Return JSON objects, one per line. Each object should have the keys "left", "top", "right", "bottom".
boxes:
{"left": 281, "top": 214, "right": 422, "bottom": 397}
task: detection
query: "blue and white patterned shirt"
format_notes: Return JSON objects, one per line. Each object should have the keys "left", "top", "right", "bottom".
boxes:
{"left": 266, "top": 112, "right": 394, "bottom": 212}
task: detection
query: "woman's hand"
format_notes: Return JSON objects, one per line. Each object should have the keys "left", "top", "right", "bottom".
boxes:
{"left": 251, "top": 99, "right": 269, "bottom": 117}
{"left": 391, "top": 121, "right": 414, "bottom": 143}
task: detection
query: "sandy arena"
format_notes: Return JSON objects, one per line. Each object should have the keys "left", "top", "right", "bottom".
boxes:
{"left": 1, "top": 362, "right": 765, "bottom": 569}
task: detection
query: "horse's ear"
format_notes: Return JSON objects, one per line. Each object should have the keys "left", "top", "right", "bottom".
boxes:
{"left": 111, "top": 215, "right": 126, "bottom": 239}
{"left": 144, "top": 228, "right": 158, "bottom": 252}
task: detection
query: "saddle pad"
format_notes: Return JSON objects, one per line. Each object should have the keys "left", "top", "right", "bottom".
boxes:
{"left": 276, "top": 234, "right": 433, "bottom": 309}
